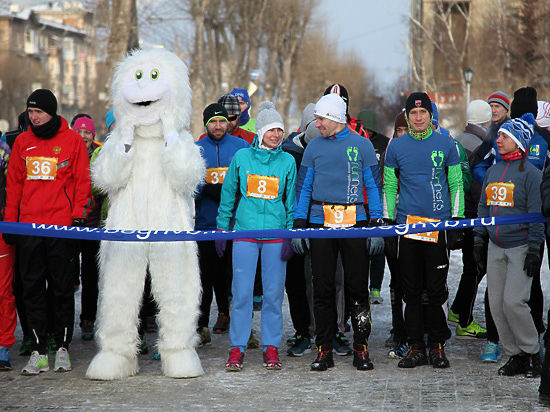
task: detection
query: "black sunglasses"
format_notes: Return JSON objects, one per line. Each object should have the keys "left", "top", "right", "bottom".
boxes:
{"left": 227, "top": 115, "right": 239, "bottom": 121}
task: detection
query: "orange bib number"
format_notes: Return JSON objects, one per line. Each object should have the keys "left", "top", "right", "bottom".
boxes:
{"left": 246, "top": 174, "right": 279, "bottom": 199}
{"left": 323, "top": 205, "right": 356, "bottom": 228}
{"left": 205, "top": 167, "right": 228, "bottom": 184}
{"left": 486, "top": 182, "right": 514, "bottom": 207}
{"left": 404, "top": 215, "right": 440, "bottom": 243}
{"left": 26, "top": 156, "right": 57, "bottom": 181}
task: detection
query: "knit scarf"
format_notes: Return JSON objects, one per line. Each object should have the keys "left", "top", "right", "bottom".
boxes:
{"left": 405, "top": 114, "right": 433, "bottom": 140}
{"left": 30, "top": 115, "right": 61, "bottom": 139}
{"left": 501, "top": 151, "right": 524, "bottom": 161}
{"left": 239, "top": 108, "right": 250, "bottom": 127}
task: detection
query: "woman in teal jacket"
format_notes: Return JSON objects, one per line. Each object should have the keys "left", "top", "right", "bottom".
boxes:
{"left": 217, "top": 102, "right": 296, "bottom": 372}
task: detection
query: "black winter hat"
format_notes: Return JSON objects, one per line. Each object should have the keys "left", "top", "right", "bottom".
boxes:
{"left": 27, "top": 89, "right": 57, "bottom": 117}
{"left": 510, "top": 86, "right": 538, "bottom": 119}
{"left": 405, "top": 92, "right": 433, "bottom": 117}
{"left": 203, "top": 103, "right": 228, "bottom": 126}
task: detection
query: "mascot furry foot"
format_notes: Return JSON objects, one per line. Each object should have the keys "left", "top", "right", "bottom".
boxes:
{"left": 86, "top": 351, "right": 138, "bottom": 380}
{"left": 87, "top": 48, "right": 206, "bottom": 380}
{"left": 161, "top": 349, "right": 204, "bottom": 378}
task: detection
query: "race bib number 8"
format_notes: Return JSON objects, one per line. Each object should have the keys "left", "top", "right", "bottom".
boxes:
{"left": 246, "top": 174, "right": 279, "bottom": 199}
{"left": 404, "top": 215, "right": 440, "bottom": 243}
{"left": 323, "top": 205, "right": 356, "bottom": 228}
{"left": 486, "top": 182, "right": 514, "bottom": 207}
{"left": 205, "top": 167, "right": 228, "bottom": 184}
{"left": 26, "top": 156, "right": 57, "bottom": 180}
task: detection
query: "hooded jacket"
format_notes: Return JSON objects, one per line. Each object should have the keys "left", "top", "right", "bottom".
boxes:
{"left": 5, "top": 116, "right": 91, "bottom": 225}
{"left": 217, "top": 136, "right": 296, "bottom": 233}
{"left": 475, "top": 158, "right": 543, "bottom": 249}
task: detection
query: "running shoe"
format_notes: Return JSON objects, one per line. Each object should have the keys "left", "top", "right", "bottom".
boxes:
{"left": 287, "top": 336, "right": 312, "bottom": 357}
{"left": 370, "top": 289, "right": 383, "bottom": 304}
{"left": 21, "top": 351, "right": 49, "bottom": 375}
{"left": 54, "top": 347, "right": 72, "bottom": 372}
{"left": 447, "top": 308, "right": 459, "bottom": 324}
{"left": 481, "top": 341, "right": 502, "bottom": 363}
{"left": 225, "top": 348, "right": 244, "bottom": 371}
{"left": 456, "top": 320, "right": 487, "bottom": 339}
{"left": 263, "top": 346, "right": 282, "bottom": 370}
{"left": 0, "top": 346, "right": 11, "bottom": 371}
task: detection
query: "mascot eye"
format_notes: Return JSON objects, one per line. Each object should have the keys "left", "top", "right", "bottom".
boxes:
{"left": 135, "top": 70, "right": 143, "bottom": 80}
{"left": 150, "top": 69, "right": 159, "bottom": 80}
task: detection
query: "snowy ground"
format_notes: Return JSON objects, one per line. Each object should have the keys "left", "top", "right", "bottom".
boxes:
{"left": 1, "top": 250, "right": 550, "bottom": 411}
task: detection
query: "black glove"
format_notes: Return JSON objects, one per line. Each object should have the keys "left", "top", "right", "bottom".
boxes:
{"left": 2, "top": 233, "right": 16, "bottom": 245}
{"left": 71, "top": 218, "right": 86, "bottom": 227}
{"left": 293, "top": 219, "right": 307, "bottom": 229}
{"left": 524, "top": 247, "right": 542, "bottom": 278}
{"left": 201, "top": 184, "right": 222, "bottom": 202}
{"left": 445, "top": 218, "right": 464, "bottom": 250}
{"left": 472, "top": 236, "right": 488, "bottom": 276}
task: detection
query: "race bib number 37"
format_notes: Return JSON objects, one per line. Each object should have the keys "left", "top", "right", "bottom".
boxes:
{"left": 205, "top": 167, "right": 228, "bottom": 184}
{"left": 323, "top": 205, "right": 356, "bottom": 228}
{"left": 26, "top": 156, "right": 57, "bottom": 180}
{"left": 246, "top": 174, "right": 279, "bottom": 199}
{"left": 486, "top": 182, "right": 514, "bottom": 207}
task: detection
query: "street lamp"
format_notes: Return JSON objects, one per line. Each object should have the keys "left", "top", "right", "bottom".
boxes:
{"left": 464, "top": 68, "right": 473, "bottom": 106}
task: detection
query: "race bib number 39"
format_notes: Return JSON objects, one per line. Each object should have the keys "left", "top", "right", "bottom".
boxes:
{"left": 486, "top": 182, "right": 514, "bottom": 207}
{"left": 323, "top": 205, "right": 356, "bottom": 228}
{"left": 246, "top": 174, "right": 279, "bottom": 199}
{"left": 404, "top": 215, "right": 440, "bottom": 243}
{"left": 205, "top": 167, "right": 228, "bottom": 184}
{"left": 26, "top": 156, "right": 57, "bottom": 180}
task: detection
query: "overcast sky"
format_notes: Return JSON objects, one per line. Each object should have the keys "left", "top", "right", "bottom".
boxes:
{"left": 318, "top": 0, "right": 410, "bottom": 88}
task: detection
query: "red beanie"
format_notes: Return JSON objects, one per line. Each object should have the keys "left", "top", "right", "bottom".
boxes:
{"left": 74, "top": 117, "right": 95, "bottom": 138}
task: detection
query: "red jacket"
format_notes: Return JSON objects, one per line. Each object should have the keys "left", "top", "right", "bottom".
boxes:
{"left": 5, "top": 117, "right": 92, "bottom": 225}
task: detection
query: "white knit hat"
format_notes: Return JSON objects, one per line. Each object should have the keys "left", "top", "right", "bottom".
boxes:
{"left": 466, "top": 100, "right": 492, "bottom": 125}
{"left": 314, "top": 94, "right": 347, "bottom": 124}
{"left": 536, "top": 100, "right": 550, "bottom": 128}
{"left": 255, "top": 101, "right": 284, "bottom": 147}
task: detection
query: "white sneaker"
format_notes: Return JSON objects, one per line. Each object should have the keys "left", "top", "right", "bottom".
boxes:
{"left": 21, "top": 351, "right": 49, "bottom": 375}
{"left": 54, "top": 347, "right": 72, "bottom": 372}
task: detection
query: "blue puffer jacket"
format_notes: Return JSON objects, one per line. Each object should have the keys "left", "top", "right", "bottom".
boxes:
{"left": 217, "top": 137, "right": 296, "bottom": 232}
{"left": 195, "top": 133, "right": 249, "bottom": 230}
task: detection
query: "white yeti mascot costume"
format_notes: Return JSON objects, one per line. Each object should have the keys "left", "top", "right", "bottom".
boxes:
{"left": 86, "top": 48, "right": 205, "bottom": 380}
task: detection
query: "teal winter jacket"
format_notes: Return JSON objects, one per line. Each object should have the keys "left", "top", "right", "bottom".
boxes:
{"left": 217, "top": 137, "right": 296, "bottom": 232}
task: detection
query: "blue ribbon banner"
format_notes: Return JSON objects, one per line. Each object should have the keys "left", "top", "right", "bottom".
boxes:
{"left": 0, "top": 213, "right": 545, "bottom": 242}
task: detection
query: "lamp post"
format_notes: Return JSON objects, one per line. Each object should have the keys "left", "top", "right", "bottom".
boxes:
{"left": 464, "top": 68, "right": 473, "bottom": 108}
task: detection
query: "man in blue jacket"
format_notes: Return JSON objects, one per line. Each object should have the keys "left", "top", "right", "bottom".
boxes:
{"left": 195, "top": 103, "right": 249, "bottom": 345}
{"left": 294, "top": 94, "right": 384, "bottom": 372}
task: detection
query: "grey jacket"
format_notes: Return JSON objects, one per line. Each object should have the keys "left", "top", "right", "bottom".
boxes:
{"left": 475, "top": 158, "right": 544, "bottom": 249}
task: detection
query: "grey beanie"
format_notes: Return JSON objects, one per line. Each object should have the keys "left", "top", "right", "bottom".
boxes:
{"left": 299, "top": 103, "right": 319, "bottom": 143}
{"left": 256, "top": 101, "right": 284, "bottom": 144}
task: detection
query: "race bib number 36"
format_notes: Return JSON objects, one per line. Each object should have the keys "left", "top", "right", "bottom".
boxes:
{"left": 486, "top": 182, "right": 514, "bottom": 207}
{"left": 246, "top": 174, "right": 279, "bottom": 199}
{"left": 323, "top": 205, "right": 356, "bottom": 228}
{"left": 404, "top": 215, "right": 440, "bottom": 243}
{"left": 205, "top": 167, "right": 228, "bottom": 184}
{"left": 26, "top": 156, "right": 57, "bottom": 180}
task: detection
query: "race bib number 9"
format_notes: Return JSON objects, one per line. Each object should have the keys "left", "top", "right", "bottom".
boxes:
{"left": 205, "top": 167, "right": 228, "bottom": 184}
{"left": 486, "top": 182, "right": 514, "bottom": 207}
{"left": 246, "top": 174, "right": 279, "bottom": 199}
{"left": 404, "top": 215, "right": 440, "bottom": 243}
{"left": 323, "top": 205, "right": 356, "bottom": 228}
{"left": 26, "top": 156, "right": 57, "bottom": 180}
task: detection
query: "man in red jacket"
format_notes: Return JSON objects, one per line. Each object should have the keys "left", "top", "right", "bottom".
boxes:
{"left": 4, "top": 89, "right": 91, "bottom": 375}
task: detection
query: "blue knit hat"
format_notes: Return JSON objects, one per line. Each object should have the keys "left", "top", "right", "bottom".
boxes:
{"left": 498, "top": 113, "right": 536, "bottom": 152}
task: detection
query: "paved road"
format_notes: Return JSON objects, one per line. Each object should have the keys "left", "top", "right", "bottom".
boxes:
{"left": 1, "top": 251, "right": 549, "bottom": 411}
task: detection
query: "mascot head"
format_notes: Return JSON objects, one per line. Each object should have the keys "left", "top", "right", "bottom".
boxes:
{"left": 111, "top": 48, "right": 191, "bottom": 131}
